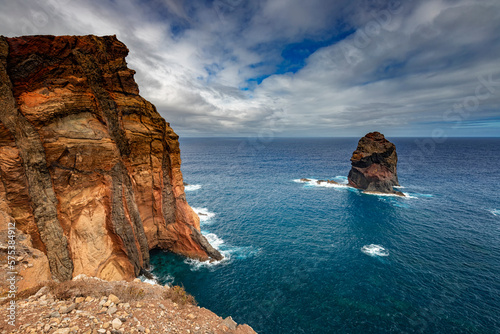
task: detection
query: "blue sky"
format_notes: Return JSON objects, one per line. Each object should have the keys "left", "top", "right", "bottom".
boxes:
{"left": 1, "top": 0, "right": 500, "bottom": 137}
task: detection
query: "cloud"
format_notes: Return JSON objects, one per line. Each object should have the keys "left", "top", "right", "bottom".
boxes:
{"left": 0, "top": 0, "right": 499, "bottom": 137}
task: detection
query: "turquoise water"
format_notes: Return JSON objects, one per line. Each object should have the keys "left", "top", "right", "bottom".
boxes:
{"left": 150, "top": 138, "right": 500, "bottom": 333}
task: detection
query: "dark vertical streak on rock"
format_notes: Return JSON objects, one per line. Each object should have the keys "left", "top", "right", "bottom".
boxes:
{"left": 73, "top": 45, "right": 149, "bottom": 273}
{"left": 122, "top": 164, "right": 150, "bottom": 270}
{"left": 161, "top": 131, "right": 176, "bottom": 226}
{"left": 0, "top": 37, "right": 73, "bottom": 281}
{"left": 110, "top": 163, "right": 143, "bottom": 275}
{"left": 138, "top": 111, "right": 159, "bottom": 233}
{"left": 71, "top": 48, "right": 130, "bottom": 157}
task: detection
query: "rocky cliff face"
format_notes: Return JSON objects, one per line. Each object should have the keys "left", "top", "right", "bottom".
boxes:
{"left": 347, "top": 132, "right": 403, "bottom": 195}
{"left": 0, "top": 35, "right": 222, "bottom": 283}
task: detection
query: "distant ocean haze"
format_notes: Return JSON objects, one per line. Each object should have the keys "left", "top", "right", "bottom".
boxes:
{"left": 149, "top": 137, "right": 500, "bottom": 334}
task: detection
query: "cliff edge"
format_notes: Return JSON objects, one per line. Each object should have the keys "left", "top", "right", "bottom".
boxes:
{"left": 0, "top": 35, "right": 222, "bottom": 284}
{"left": 347, "top": 132, "right": 403, "bottom": 195}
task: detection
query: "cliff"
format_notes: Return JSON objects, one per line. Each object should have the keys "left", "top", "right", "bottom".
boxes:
{"left": 347, "top": 132, "right": 403, "bottom": 195}
{"left": 0, "top": 35, "right": 222, "bottom": 284}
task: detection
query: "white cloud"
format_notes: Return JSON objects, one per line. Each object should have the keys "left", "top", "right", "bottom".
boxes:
{"left": 0, "top": 0, "right": 499, "bottom": 137}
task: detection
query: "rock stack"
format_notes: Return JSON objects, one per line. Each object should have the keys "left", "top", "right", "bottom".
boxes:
{"left": 347, "top": 132, "right": 403, "bottom": 196}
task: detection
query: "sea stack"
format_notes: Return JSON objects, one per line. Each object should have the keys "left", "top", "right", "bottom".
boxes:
{"left": 0, "top": 35, "right": 222, "bottom": 285}
{"left": 347, "top": 132, "right": 403, "bottom": 196}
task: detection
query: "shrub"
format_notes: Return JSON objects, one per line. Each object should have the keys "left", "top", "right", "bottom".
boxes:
{"left": 164, "top": 285, "right": 197, "bottom": 306}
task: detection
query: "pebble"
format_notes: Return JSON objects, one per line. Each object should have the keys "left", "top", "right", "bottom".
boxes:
{"left": 50, "top": 311, "right": 61, "bottom": 318}
{"left": 52, "top": 329, "right": 70, "bottom": 334}
{"left": 222, "top": 316, "right": 238, "bottom": 330}
{"left": 112, "top": 318, "right": 122, "bottom": 330}
{"left": 108, "top": 294, "right": 120, "bottom": 304}
{"left": 60, "top": 303, "right": 77, "bottom": 314}
{"left": 107, "top": 305, "right": 117, "bottom": 315}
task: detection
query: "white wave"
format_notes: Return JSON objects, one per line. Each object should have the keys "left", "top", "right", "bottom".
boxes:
{"left": 192, "top": 207, "right": 216, "bottom": 225}
{"left": 490, "top": 209, "right": 500, "bottom": 216}
{"left": 294, "top": 178, "right": 349, "bottom": 188}
{"left": 138, "top": 273, "right": 160, "bottom": 285}
{"left": 401, "top": 192, "right": 434, "bottom": 199}
{"left": 415, "top": 193, "right": 433, "bottom": 198}
{"left": 361, "top": 244, "right": 389, "bottom": 257}
{"left": 393, "top": 185, "right": 406, "bottom": 189}
{"left": 184, "top": 231, "right": 259, "bottom": 271}
{"left": 204, "top": 232, "right": 224, "bottom": 248}
{"left": 185, "top": 184, "right": 202, "bottom": 191}
{"left": 316, "top": 181, "right": 349, "bottom": 188}
{"left": 332, "top": 175, "right": 349, "bottom": 183}
{"left": 295, "top": 178, "right": 428, "bottom": 201}
{"left": 163, "top": 274, "right": 175, "bottom": 286}
{"left": 362, "top": 191, "right": 410, "bottom": 198}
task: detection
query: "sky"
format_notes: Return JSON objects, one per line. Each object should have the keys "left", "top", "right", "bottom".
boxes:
{"left": 1, "top": 0, "right": 500, "bottom": 137}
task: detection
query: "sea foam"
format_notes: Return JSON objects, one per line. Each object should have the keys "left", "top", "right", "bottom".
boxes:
{"left": 361, "top": 244, "right": 389, "bottom": 257}
{"left": 138, "top": 271, "right": 160, "bottom": 285}
{"left": 294, "top": 178, "right": 434, "bottom": 205}
{"left": 363, "top": 191, "right": 408, "bottom": 198}
{"left": 184, "top": 207, "right": 259, "bottom": 270}
{"left": 490, "top": 209, "right": 500, "bottom": 216}
{"left": 184, "top": 229, "right": 259, "bottom": 271}
{"left": 294, "top": 177, "right": 349, "bottom": 189}
{"left": 185, "top": 184, "right": 202, "bottom": 191}
{"left": 192, "top": 207, "right": 216, "bottom": 225}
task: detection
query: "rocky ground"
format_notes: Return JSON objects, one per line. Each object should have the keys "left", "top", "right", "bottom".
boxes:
{"left": 0, "top": 276, "right": 256, "bottom": 334}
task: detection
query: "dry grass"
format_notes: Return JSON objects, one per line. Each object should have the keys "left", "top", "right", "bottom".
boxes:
{"left": 0, "top": 283, "right": 46, "bottom": 304}
{"left": 1, "top": 277, "right": 197, "bottom": 307}
{"left": 42, "top": 278, "right": 197, "bottom": 305}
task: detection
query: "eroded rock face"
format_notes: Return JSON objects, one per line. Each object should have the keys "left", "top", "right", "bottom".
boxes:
{"left": 0, "top": 199, "right": 52, "bottom": 292}
{"left": 347, "top": 132, "right": 403, "bottom": 195}
{"left": 0, "top": 35, "right": 221, "bottom": 283}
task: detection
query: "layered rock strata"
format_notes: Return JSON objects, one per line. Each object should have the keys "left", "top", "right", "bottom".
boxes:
{"left": 0, "top": 35, "right": 221, "bottom": 283}
{"left": 347, "top": 132, "right": 403, "bottom": 195}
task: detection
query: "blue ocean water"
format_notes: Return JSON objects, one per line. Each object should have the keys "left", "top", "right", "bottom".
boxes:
{"left": 150, "top": 137, "right": 500, "bottom": 334}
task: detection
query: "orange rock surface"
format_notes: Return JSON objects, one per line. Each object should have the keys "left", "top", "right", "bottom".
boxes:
{"left": 0, "top": 35, "right": 221, "bottom": 284}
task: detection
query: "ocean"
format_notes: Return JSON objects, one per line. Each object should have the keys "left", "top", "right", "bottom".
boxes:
{"left": 148, "top": 137, "right": 500, "bottom": 334}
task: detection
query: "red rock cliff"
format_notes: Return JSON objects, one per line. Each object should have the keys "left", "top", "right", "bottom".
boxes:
{"left": 0, "top": 35, "right": 222, "bottom": 283}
